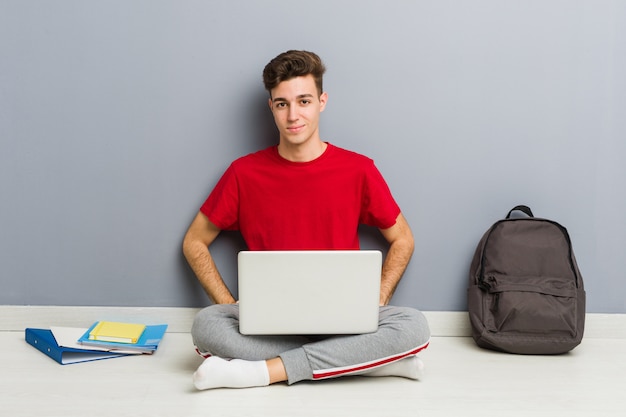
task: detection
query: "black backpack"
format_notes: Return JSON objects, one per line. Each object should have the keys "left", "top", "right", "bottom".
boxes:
{"left": 468, "top": 205, "right": 586, "bottom": 354}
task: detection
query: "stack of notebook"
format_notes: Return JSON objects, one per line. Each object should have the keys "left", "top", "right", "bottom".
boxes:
{"left": 25, "top": 321, "right": 168, "bottom": 365}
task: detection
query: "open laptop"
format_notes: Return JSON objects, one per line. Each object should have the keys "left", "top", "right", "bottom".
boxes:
{"left": 238, "top": 250, "right": 382, "bottom": 335}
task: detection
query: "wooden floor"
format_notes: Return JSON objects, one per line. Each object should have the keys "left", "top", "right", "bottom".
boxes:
{"left": 2, "top": 308, "right": 625, "bottom": 417}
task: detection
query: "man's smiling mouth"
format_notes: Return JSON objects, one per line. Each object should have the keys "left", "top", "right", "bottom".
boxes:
{"left": 287, "top": 125, "right": 304, "bottom": 133}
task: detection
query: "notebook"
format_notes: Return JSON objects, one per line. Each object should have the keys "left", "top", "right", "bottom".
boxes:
{"left": 237, "top": 250, "right": 382, "bottom": 335}
{"left": 87, "top": 321, "right": 146, "bottom": 344}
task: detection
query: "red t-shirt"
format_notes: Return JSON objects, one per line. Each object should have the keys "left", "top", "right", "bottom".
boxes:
{"left": 200, "top": 143, "right": 400, "bottom": 250}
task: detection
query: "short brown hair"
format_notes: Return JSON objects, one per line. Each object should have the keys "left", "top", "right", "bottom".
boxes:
{"left": 262, "top": 50, "right": 326, "bottom": 96}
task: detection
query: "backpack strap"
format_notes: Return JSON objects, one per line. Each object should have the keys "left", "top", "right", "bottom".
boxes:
{"left": 506, "top": 205, "right": 534, "bottom": 219}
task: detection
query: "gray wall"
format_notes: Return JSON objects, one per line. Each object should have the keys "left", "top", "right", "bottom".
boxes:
{"left": 1, "top": 1, "right": 624, "bottom": 313}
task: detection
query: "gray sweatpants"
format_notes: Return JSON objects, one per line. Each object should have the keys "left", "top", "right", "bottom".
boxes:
{"left": 191, "top": 304, "right": 431, "bottom": 385}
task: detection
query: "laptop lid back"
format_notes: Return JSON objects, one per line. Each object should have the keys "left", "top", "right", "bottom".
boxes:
{"left": 238, "top": 250, "right": 382, "bottom": 335}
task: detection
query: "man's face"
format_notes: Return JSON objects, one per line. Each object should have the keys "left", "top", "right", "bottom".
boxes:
{"left": 268, "top": 74, "right": 328, "bottom": 149}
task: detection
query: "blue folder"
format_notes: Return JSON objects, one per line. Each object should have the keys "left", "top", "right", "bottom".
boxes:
{"left": 25, "top": 328, "right": 128, "bottom": 365}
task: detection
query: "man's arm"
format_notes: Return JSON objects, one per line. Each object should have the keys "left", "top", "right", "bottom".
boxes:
{"left": 378, "top": 213, "right": 415, "bottom": 306}
{"left": 182, "top": 212, "right": 236, "bottom": 304}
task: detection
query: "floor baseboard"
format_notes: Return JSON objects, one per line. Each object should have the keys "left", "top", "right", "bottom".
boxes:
{"left": 1, "top": 305, "right": 624, "bottom": 338}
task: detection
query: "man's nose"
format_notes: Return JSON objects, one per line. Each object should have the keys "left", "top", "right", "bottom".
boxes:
{"left": 287, "top": 105, "right": 298, "bottom": 121}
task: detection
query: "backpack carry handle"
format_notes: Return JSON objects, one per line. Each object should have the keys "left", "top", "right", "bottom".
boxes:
{"left": 506, "top": 205, "right": 534, "bottom": 219}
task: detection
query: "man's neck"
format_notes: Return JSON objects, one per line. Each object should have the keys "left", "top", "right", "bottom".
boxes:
{"left": 277, "top": 139, "right": 328, "bottom": 162}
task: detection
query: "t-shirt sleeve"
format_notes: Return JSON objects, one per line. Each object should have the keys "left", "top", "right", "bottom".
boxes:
{"left": 360, "top": 161, "right": 401, "bottom": 229}
{"left": 199, "top": 164, "right": 240, "bottom": 230}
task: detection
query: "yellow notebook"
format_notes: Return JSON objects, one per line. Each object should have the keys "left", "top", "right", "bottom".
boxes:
{"left": 88, "top": 321, "right": 146, "bottom": 344}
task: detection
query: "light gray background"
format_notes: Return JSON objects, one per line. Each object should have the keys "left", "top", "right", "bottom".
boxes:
{"left": 1, "top": 1, "right": 624, "bottom": 312}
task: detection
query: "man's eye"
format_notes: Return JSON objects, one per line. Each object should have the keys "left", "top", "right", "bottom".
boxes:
{"left": 276, "top": 103, "right": 287, "bottom": 108}
{"left": 300, "top": 100, "right": 311, "bottom": 105}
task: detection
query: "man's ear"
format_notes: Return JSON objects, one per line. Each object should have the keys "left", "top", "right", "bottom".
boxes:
{"left": 268, "top": 97, "right": 273, "bottom": 110}
{"left": 319, "top": 92, "right": 328, "bottom": 112}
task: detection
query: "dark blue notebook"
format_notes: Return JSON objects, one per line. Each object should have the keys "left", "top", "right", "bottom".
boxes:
{"left": 25, "top": 328, "right": 128, "bottom": 365}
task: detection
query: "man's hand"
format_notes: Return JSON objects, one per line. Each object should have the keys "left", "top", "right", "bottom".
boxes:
{"left": 183, "top": 212, "right": 236, "bottom": 304}
{"left": 378, "top": 213, "right": 415, "bottom": 306}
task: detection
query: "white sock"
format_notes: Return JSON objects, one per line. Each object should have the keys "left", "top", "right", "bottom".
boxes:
{"left": 193, "top": 356, "right": 270, "bottom": 390}
{"left": 362, "top": 356, "right": 425, "bottom": 380}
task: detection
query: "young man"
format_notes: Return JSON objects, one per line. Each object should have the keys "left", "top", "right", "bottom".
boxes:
{"left": 183, "top": 50, "right": 430, "bottom": 390}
